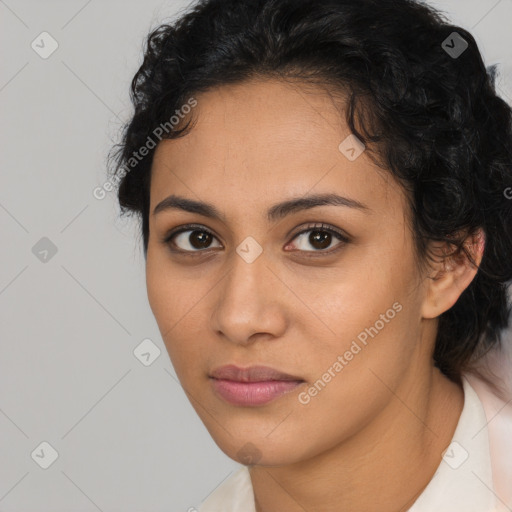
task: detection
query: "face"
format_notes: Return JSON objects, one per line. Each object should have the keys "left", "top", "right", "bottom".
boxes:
{"left": 146, "top": 78, "right": 431, "bottom": 466}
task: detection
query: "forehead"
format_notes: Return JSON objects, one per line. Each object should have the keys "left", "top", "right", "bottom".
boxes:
{"left": 149, "top": 78, "right": 404, "bottom": 222}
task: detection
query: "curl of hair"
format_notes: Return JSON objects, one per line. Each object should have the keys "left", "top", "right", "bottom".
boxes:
{"left": 107, "top": 0, "right": 512, "bottom": 382}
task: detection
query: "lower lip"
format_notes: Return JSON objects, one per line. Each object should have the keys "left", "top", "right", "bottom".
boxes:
{"left": 210, "top": 378, "right": 304, "bottom": 406}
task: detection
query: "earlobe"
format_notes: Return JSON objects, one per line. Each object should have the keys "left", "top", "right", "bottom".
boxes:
{"left": 421, "top": 228, "right": 486, "bottom": 319}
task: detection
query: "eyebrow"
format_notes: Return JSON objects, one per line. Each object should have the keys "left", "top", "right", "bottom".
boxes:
{"left": 152, "top": 192, "right": 370, "bottom": 222}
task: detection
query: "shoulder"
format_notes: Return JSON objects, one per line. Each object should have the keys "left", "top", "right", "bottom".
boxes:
{"left": 464, "top": 371, "right": 512, "bottom": 512}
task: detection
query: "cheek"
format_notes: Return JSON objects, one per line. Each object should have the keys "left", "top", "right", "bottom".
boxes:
{"left": 290, "top": 300, "right": 416, "bottom": 455}
{"left": 146, "top": 252, "right": 184, "bottom": 351}
{"left": 305, "top": 295, "right": 412, "bottom": 383}
{"left": 299, "top": 258, "right": 409, "bottom": 337}
{"left": 145, "top": 243, "right": 194, "bottom": 325}
{"left": 295, "top": 247, "right": 420, "bottom": 381}
{"left": 145, "top": 252, "right": 210, "bottom": 376}
{"left": 146, "top": 257, "right": 173, "bottom": 329}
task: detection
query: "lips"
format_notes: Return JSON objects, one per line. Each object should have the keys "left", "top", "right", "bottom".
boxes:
{"left": 209, "top": 364, "right": 304, "bottom": 382}
{"left": 209, "top": 365, "right": 305, "bottom": 406}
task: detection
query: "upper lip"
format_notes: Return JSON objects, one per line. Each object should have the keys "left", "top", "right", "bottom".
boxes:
{"left": 209, "top": 365, "right": 304, "bottom": 382}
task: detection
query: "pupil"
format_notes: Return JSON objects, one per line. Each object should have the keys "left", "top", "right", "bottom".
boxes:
{"left": 191, "top": 230, "right": 211, "bottom": 249}
{"left": 311, "top": 230, "right": 331, "bottom": 249}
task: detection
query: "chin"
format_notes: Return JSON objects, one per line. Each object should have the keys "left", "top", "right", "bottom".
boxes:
{"left": 209, "top": 431, "right": 309, "bottom": 467}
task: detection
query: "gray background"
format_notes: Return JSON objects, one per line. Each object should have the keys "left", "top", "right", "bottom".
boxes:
{"left": 0, "top": 1, "right": 511, "bottom": 511}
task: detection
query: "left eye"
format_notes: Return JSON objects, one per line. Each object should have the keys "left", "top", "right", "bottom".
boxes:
{"left": 287, "top": 224, "right": 349, "bottom": 253}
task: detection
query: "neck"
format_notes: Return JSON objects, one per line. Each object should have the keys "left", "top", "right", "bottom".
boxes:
{"left": 250, "top": 365, "right": 464, "bottom": 512}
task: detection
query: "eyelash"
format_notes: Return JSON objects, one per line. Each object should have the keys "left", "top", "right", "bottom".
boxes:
{"left": 161, "top": 222, "right": 350, "bottom": 257}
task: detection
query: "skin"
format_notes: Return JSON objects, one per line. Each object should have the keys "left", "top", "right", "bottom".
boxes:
{"left": 145, "top": 78, "right": 484, "bottom": 512}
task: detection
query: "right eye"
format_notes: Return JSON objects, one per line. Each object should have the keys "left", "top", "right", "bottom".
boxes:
{"left": 162, "top": 224, "right": 222, "bottom": 253}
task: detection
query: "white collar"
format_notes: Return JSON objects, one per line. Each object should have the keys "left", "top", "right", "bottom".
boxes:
{"left": 407, "top": 375, "right": 497, "bottom": 511}
{"left": 198, "top": 376, "right": 497, "bottom": 512}
{"left": 198, "top": 464, "right": 255, "bottom": 511}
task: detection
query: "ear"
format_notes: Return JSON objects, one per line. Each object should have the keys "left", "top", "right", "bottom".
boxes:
{"left": 421, "top": 228, "right": 486, "bottom": 319}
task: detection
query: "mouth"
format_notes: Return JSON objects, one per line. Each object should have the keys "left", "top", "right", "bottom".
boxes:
{"left": 209, "top": 364, "right": 306, "bottom": 406}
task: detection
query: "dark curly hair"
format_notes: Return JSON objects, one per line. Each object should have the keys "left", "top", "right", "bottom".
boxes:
{"left": 107, "top": 0, "right": 512, "bottom": 383}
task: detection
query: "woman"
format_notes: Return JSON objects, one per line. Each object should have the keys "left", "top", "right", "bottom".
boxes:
{"left": 108, "top": 0, "right": 512, "bottom": 510}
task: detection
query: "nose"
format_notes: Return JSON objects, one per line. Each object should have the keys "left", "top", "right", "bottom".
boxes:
{"left": 210, "top": 248, "right": 288, "bottom": 346}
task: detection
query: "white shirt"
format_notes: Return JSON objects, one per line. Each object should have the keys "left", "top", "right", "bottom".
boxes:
{"left": 196, "top": 376, "right": 509, "bottom": 512}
